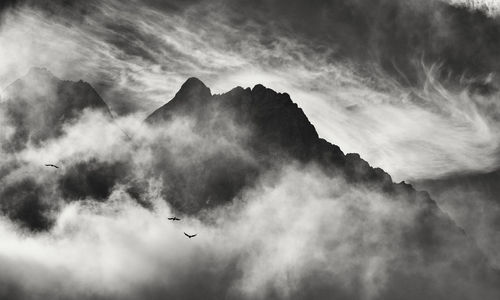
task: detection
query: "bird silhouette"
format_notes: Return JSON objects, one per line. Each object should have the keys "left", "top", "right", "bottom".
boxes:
{"left": 184, "top": 232, "right": 197, "bottom": 238}
{"left": 168, "top": 217, "right": 181, "bottom": 221}
{"left": 44, "top": 164, "right": 59, "bottom": 169}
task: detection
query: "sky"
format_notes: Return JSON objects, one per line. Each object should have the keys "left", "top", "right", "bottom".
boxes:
{"left": 2, "top": 0, "right": 500, "bottom": 299}
{"left": 1, "top": 0, "right": 500, "bottom": 181}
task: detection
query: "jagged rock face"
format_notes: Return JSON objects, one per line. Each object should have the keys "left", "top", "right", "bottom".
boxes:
{"left": 147, "top": 79, "right": 322, "bottom": 162}
{"left": 0, "top": 67, "right": 111, "bottom": 151}
{"left": 146, "top": 78, "right": 421, "bottom": 211}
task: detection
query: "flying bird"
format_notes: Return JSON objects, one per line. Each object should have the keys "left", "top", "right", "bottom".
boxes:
{"left": 168, "top": 217, "right": 181, "bottom": 221}
{"left": 44, "top": 164, "right": 59, "bottom": 169}
{"left": 184, "top": 232, "right": 197, "bottom": 239}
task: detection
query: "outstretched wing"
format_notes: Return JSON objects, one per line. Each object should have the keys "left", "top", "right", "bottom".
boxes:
{"left": 184, "top": 232, "right": 189, "bottom": 237}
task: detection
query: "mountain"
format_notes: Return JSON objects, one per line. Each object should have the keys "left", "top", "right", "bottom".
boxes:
{"left": 147, "top": 77, "right": 427, "bottom": 210}
{"left": 0, "top": 68, "right": 114, "bottom": 230}
{"left": 0, "top": 73, "right": 473, "bottom": 241}
{"left": 0, "top": 67, "right": 112, "bottom": 151}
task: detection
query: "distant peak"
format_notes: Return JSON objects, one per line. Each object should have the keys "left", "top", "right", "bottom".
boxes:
{"left": 145, "top": 77, "right": 214, "bottom": 123}
{"left": 26, "top": 67, "right": 57, "bottom": 79}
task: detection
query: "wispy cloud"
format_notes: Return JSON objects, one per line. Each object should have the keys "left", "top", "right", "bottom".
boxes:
{"left": 3, "top": 0, "right": 500, "bottom": 180}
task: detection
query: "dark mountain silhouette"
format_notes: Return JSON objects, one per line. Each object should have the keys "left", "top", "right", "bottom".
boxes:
{"left": 147, "top": 77, "right": 426, "bottom": 211}
{"left": 0, "top": 67, "right": 112, "bottom": 151}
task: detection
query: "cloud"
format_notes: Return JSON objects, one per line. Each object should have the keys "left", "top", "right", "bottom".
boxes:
{"left": 0, "top": 159, "right": 499, "bottom": 299}
{"left": 2, "top": 0, "right": 500, "bottom": 180}
{"left": 450, "top": 0, "right": 500, "bottom": 15}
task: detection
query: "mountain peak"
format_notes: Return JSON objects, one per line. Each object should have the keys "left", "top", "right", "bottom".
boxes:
{"left": 25, "top": 67, "right": 57, "bottom": 80}
{"left": 177, "top": 77, "right": 211, "bottom": 98}
{"left": 252, "top": 84, "right": 266, "bottom": 93}
{"left": 146, "top": 77, "right": 212, "bottom": 124}
{"left": 182, "top": 77, "right": 208, "bottom": 89}
{"left": 2, "top": 68, "right": 112, "bottom": 151}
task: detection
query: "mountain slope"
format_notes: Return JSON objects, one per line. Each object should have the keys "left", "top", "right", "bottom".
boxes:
{"left": 416, "top": 168, "right": 500, "bottom": 267}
